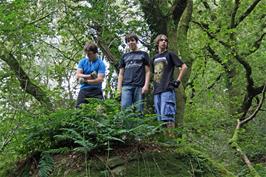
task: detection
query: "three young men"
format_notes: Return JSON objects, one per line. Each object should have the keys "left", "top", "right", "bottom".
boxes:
{"left": 76, "top": 43, "right": 106, "bottom": 108}
{"left": 76, "top": 34, "right": 187, "bottom": 128}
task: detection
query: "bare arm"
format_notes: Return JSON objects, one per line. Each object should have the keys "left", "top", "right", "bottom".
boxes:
{"left": 177, "top": 63, "right": 187, "bottom": 81}
{"left": 76, "top": 69, "right": 92, "bottom": 79}
{"left": 142, "top": 65, "right": 150, "bottom": 94}
{"left": 85, "top": 73, "right": 104, "bottom": 84}
{"left": 117, "top": 68, "right": 124, "bottom": 94}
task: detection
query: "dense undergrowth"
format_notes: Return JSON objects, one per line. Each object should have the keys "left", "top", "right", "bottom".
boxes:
{"left": 0, "top": 98, "right": 265, "bottom": 177}
{"left": 1, "top": 99, "right": 162, "bottom": 176}
{"left": 185, "top": 92, "right": 266, "bottom": 177}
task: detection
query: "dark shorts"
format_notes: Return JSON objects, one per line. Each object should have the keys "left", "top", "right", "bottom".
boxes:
{"left": 76, "top": 87, "right": 103, "bottom": 108}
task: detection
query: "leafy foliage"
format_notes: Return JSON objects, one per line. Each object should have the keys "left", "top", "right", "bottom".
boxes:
{"left": 2, "top": 99, "right": 161, "bottom": 175}
{"left": 0, "top": 0, "right": 265, "bottom": 176}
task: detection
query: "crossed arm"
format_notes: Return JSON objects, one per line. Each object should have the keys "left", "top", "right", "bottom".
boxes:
{"left": 76, "top": 69, "right": 104, "bottom": 84}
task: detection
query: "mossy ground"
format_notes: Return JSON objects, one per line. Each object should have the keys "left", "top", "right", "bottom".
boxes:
{"left": 49, "top": 145, "right": 235, "bottom": 177}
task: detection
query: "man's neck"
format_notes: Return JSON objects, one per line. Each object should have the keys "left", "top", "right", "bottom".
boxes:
{"left": 159, "top": 48, "right": 167, "bottom": 54}
{"left": 130, "top": 48, "right": 138, "bottom": 52}
{"left": 88, "top": 56, "right": 97, "bottom": 62}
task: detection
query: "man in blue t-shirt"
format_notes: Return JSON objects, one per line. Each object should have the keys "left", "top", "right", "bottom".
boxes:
{"left": 117, "top": 33, "right": 151, "bottom": 112}
{"left": 76, "top": 42, "right": 106, "bottom": 108}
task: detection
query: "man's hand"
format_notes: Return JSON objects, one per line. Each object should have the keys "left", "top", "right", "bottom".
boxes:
{"left": 170, "top": 80, "right": 181, "bottom": 88}
{"left": 78, "top": 77, "right": 86, "bottom": 84}
{"left": 142, "top": 85, "right": 149, "bottom": 94}
{"left": 90, "top": 71, "right": 97, "bottom": 79}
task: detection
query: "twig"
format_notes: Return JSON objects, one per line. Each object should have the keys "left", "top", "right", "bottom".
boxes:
{"left": 241, "top": 32, "right": 266, "bottom": 57}
{"left": 240, "top": 83, "right": 266, "bottom": 125}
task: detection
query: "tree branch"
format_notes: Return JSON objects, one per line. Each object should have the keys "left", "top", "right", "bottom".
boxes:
{"left": 240, "top": 82, "right": 266, "bottom": 125}
{"left": 205, "top": 45, "right": 230, "bottom": 72}
{"left": 67, "top": 28, "right": 84, "bottom": 48}
{"left": 27, "top": 12, "right": 54, "bottom": 26}
{"left": 237, "top": 51, "right": 265, "bottom": 116}
{"left": 86, "top": 22, "right": 119, "bottom": 72}
{"left": 0, "top": 52, "right": 53, "bottom": 111}
{"left": 39, "top": 39, "right": 77, "bottom": 62}
{"left": 229, "top": 82, "right": 265, "bottom": 177}
{"left": 254, "top": 85, "right": 265, "bottom": 96}
{"left": 93, "top": 36, "right": 119, "bottom": 72}
{"left": 213, "top": 0, "right": 218, "bottom": 6}
{"left": 241, "top": 32, "right": 266, "bottom": 57}
{"left": 234, "top": 54, "right": 257, "bottom": 118}
{"left": 175, "top": 0, "right": 193, "bottom": 85}
{"left": 192, "top": 21, "right": 230, "bottom": 48}
{"left": 139, "top": 0, "right": 168, "bottom": 35}
{"left": 230, "top": 0, "right": 240, "bottom": 28}
{"left": 202, "top": 1, "right": 211, "bottom": 10}
{"left": 235, "top": 54, "right": 254, "bottom": 89}
{"left": 235, "top": 0, "right": 262, "bottom": 27}
{"left": 207, "top": 73, "right": 222, "bottom": 90}
{"left": 171, "top": 0, "right": 187, "bottom": 25}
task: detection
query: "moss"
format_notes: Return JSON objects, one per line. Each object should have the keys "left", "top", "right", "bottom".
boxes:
{"left": 50, "top": 147, "right": 235, "bottom": 177}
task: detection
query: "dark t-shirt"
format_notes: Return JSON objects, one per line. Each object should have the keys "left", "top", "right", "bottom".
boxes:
{"left": 152, "top": 51, "right": 184, "bottom": 94}
{"left": 119, "top": 50, "right": 150, "bottom": 87}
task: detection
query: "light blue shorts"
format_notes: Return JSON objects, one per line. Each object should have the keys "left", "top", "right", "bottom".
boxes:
{"left": 154, "top": 90, "right": 176, "bottom": 122}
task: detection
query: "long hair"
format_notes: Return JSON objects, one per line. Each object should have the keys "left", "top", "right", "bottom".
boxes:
{"left": 154, "top": 34, "right": 168, "bottom": 52}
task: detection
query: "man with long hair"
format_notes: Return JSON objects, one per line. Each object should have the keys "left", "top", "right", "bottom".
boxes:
{"left": 152, "top": 34, "right": 187, "bottom": 128}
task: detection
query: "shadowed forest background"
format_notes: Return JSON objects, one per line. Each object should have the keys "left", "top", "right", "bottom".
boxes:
{"left": 0, "top": 0, "right": 265, "bottom": 176}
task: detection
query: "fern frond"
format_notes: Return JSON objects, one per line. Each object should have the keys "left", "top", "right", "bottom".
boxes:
{"left": 38, "top": 153, "right": 54, "bottom": 177}
{"left": 45, "top": 147, "right": 70, "bottom": 154}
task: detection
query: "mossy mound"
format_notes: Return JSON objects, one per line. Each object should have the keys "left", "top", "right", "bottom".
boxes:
{"left": 48, "top": 145, "right": 234, "bottom": 177}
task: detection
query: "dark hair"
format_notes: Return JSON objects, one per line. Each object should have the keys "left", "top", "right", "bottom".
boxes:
{"left": 125, "top": 33, "right": 139, "bottom": 43}
{"left": 84, "top": 42, "right": 98, "bottom": 54}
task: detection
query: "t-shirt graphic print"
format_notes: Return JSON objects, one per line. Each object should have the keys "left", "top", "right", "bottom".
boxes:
{"left": 154, "top": 56, "right": 168, "bottom": 83}
{"left": 152, "top": 51, "right": 184, "bottom": 94}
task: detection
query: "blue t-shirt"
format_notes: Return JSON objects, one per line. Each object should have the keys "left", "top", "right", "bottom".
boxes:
{"left": 77, "top": 57, "right": 106, "bottom": 89}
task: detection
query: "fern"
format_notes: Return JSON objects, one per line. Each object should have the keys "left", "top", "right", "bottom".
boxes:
{"left": 19, "top": 99, "right": 161, "bottom": 172}
{"left": 45, "top": 147, "right": 70, "bottom": 154}
{"left": 55, "top": 128, "right": 95, "bottom": 153}
{"left": 38, "top": 153, "right": 54, "bottom": 177}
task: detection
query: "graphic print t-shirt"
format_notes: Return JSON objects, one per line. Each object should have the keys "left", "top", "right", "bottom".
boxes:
{"left": 119, "top": 51, "right": 150, "bottom": 87}
{"left": 152, "top": 51, "right": 184, "bottom": 94}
